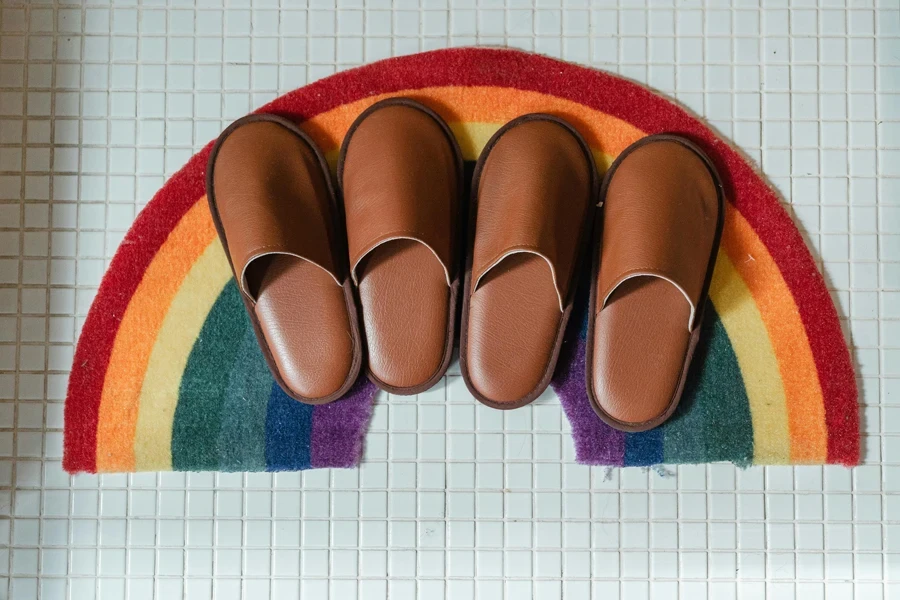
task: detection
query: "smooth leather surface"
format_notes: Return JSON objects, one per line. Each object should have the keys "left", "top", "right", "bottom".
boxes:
{"left": 213, "top": 120, "right": 355, "bottom": 400}
{"left": 467, "top": 253, "right": 561, "bottom": 402}
{"left": 357, "top": 240, "right": 449, "bottom": 389}
{"left": 341, "top": 104, "right": 458, "bottom": 390}
{"left": 214, "top": 122, "right": 340, "bottom": 297}
{"left": 597, "top": 141, "right": 719, "bottom": 331}
{"left": 254, "top": 257, "right": 354, "bottom": 399}
{"left": 592, "top": 277, "right": 691, "bottom": 424}
{"left": 592, "top": 139, "right": 719, "bottom": 426}
{"left": 466, "top": 119, "right": 592, "bottom": 404}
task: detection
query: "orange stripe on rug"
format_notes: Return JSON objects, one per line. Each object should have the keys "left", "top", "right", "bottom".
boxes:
{"left": 721, "top": 206, "right": 828, "bottom": 463}
{"left": 299, "top": 86, "right": 644, "bottom": 159}
{"left": 95, "top": 198, "right": 217, "bottom": 472}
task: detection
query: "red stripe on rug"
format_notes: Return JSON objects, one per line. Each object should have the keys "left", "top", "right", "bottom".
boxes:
{"left": 62, "top": 148, "right": 212, "bottom": 472}
{"left": 260, "top": 48, "right": 858, "bottom": 465}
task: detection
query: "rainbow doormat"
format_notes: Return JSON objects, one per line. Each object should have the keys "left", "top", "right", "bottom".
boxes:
{"left": 63, "top": 48, "right": 859, "bottom": 473}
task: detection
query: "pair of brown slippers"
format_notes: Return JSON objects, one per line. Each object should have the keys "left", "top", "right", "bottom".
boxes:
{"left": 207, "top": 98, "right": 723, "bottom": 433}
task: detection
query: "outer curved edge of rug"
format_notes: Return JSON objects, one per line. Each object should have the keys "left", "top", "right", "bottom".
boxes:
{"left": 63, "top": 47, "right": 859, "bottom": 474}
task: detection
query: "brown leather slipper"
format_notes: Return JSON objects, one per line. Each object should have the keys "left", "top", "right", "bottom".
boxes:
{"left": 206, "top": 114, "right": 363, "bottom": 405}
{"left": 460, "top": 114, "right": 597, "bottom": 410}
{"left": 337, "top": 98, "right": 464, "bottom": 395}
{"left": 586, "top": 134, "right": 725, "bottom": 432}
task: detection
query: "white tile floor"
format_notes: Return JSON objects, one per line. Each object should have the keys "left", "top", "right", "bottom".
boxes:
{"left": 0, "top": 0, "right": 898, "bottom": 598}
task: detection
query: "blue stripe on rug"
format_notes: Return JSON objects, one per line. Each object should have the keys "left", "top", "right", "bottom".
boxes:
{"left": 624, "top": 427, "right": 664, "bottom": 466}
{"left": 265, "top": 382, "right": 313, "bottom": 470}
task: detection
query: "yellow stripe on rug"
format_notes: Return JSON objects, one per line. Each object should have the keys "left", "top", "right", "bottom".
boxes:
{"left": 709, "top": 249, "right": 792, "bottom": 464}
{"left": 132, "top": 240, "right": 231, "bottom": 471}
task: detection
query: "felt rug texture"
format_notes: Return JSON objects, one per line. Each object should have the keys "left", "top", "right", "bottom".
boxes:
{"left": 63, "top": 48, "right": 859, "bottom": 473}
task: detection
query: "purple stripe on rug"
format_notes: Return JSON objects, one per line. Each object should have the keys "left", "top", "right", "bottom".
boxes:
{"left": 552, "top": 336, "right": 626, "bottom": 466}
{"left": 310, "top": 377, "right": 378, "bottom": 468}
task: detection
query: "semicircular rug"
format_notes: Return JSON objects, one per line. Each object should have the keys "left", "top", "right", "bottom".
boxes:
{"left": 63, "top": 48, "right": 858, "bottom": 474}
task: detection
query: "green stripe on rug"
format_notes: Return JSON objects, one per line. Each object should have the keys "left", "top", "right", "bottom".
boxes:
{"left": 662, "top": 306, "right": 754, "bottom": 466}
{"left": 171, "top": 283, "right": 246, "bottom": 471}
{"left": 217, "top": 315, "right": 273, "bottom": 471}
